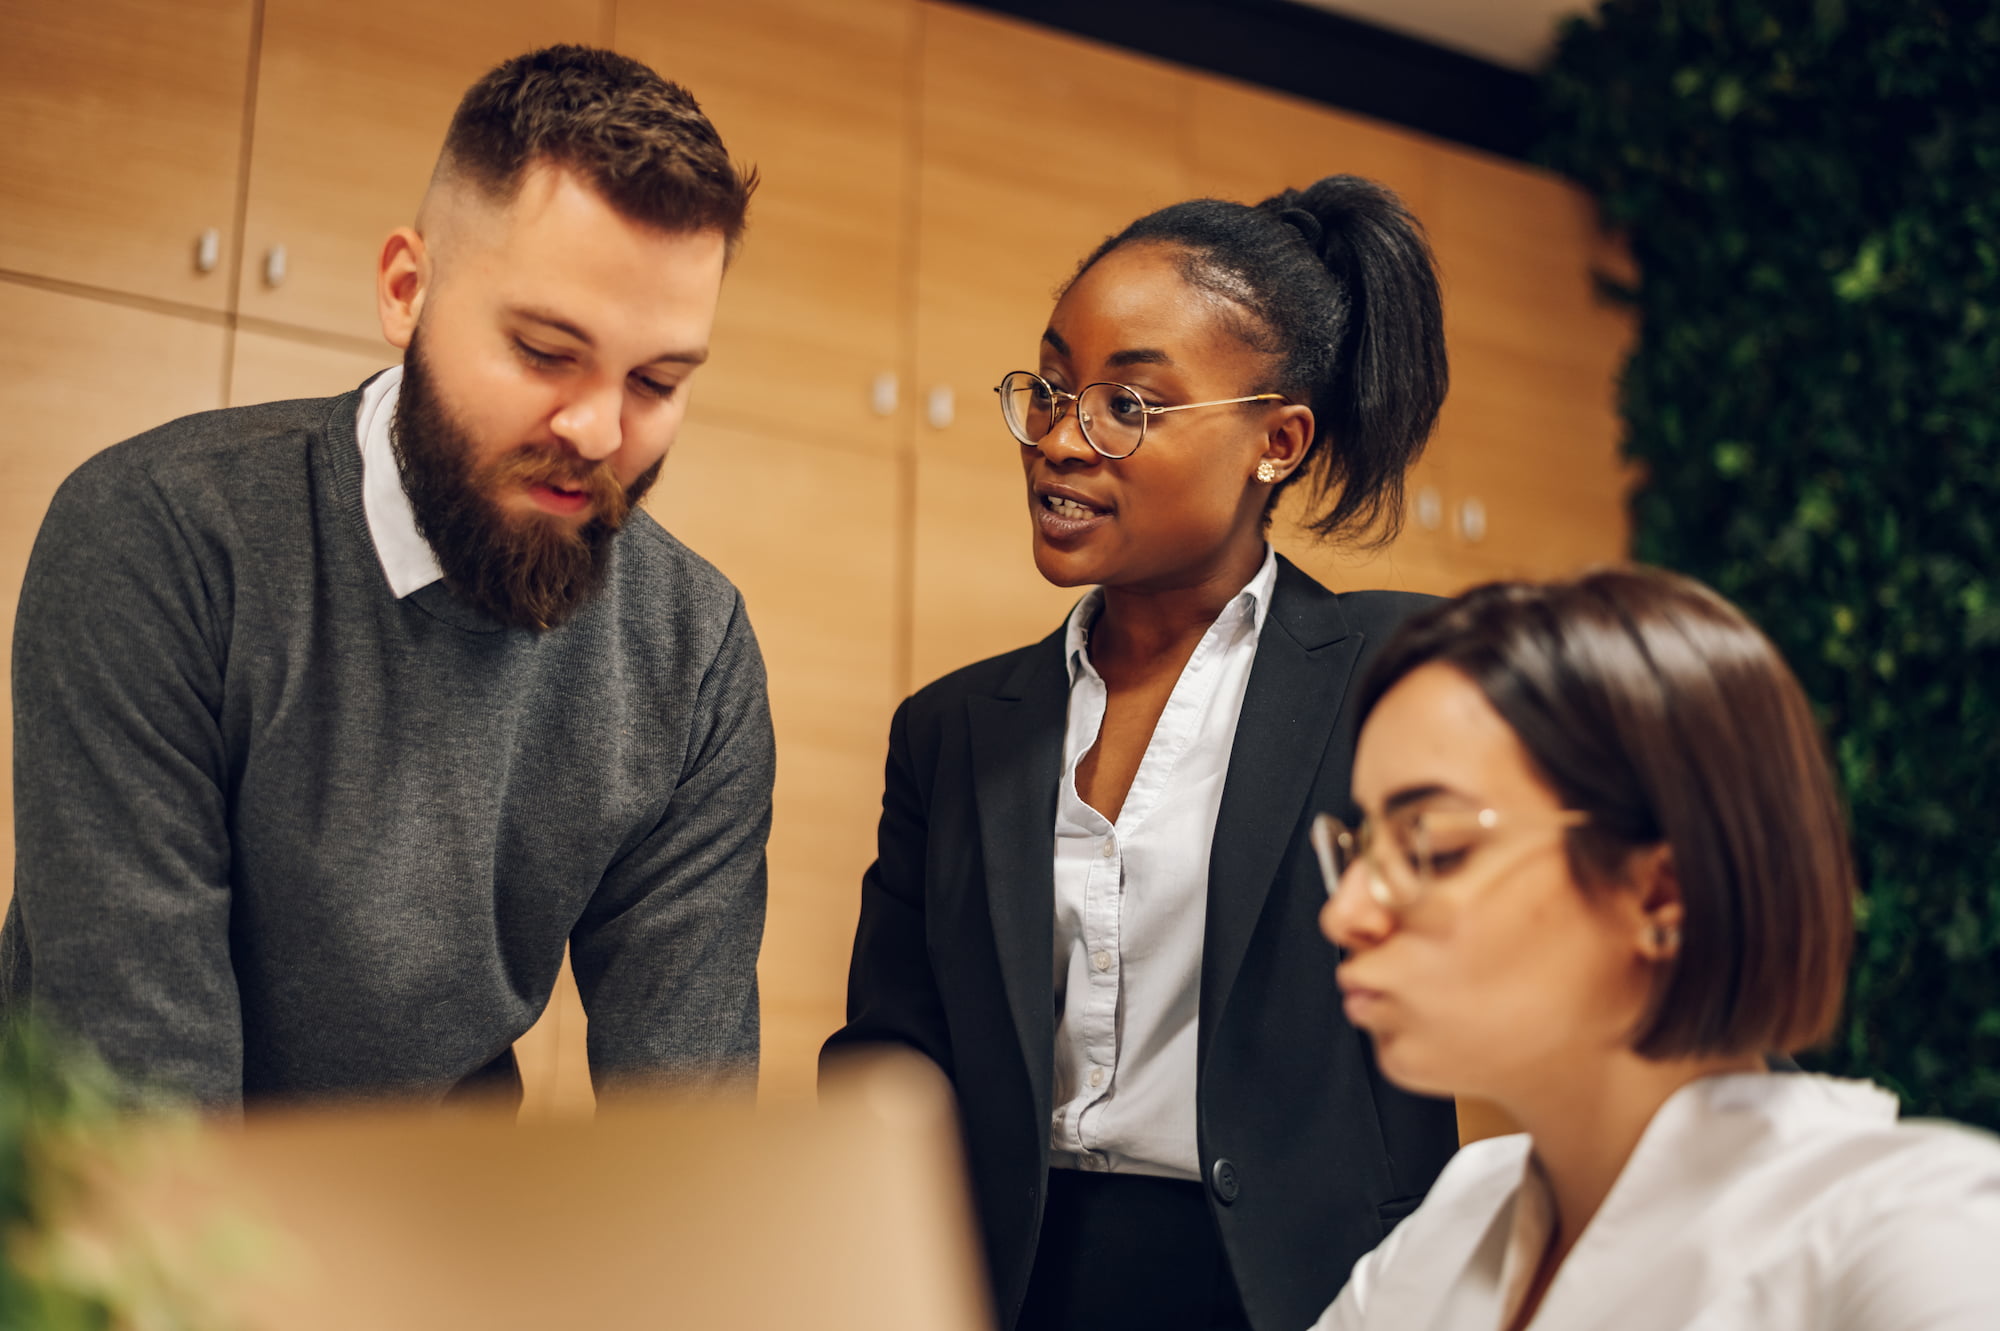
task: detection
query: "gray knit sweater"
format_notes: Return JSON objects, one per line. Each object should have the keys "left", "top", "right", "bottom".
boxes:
{"left": 3, "top": 384, "right": 773, "bottom": 1109}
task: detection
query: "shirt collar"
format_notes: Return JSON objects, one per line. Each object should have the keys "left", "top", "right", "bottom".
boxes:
{"left": 1063, "top": 544, "right": 1279, "bottom": 684}
{"left": 355, "top": 365, "right": 445, "bottom": 598}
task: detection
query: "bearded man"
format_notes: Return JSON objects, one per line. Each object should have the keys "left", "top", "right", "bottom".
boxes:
{"left": 1, "top": 46, "right": 772, "bottom": 1110}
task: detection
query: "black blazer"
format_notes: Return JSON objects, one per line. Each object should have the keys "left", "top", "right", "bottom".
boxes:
{"left": 824, "top": 558, "right": 1458, "bottom": 1331}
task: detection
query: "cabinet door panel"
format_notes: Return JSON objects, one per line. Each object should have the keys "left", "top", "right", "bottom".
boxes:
{"left": 617, "top": 0, "right": 916, "bottom": 457}
{"left": 239, "top": 0, "right": 603, "bottom": 341}
{"left": 651, "top": 424, "right": 898, "bottom": 1098}
{"left": 0, "top": 0, "right": 253, "bottom": 309}
{"left": 1189, "top": 75, "right": 1434, "bottom": 221}
{"left": 230, "top": 329, "right": 398, "bottom": 407}
{"left": 1186, "top": 74, "right": 1457, "bottom": 591}
{"left": 1423, "top": 144, "right": 1636, "bottom": 578}
{"left": 0, "top": 284, "right": 227, "bottom": 913}
{"left": 1428, "top": 144, "right": 1634, "bottom": 379}
{"left": 1428, "top": 336, "right": 1630, "bottom": 577}
{"left": 914, "top": 4, "right": 1193, "bottom": 466}
{"left": 910, "top": 454, "right": 1080, "bottom": 687}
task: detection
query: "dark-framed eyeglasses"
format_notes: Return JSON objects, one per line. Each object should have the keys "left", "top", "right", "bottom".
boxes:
{"left": 993, "top": 369, "right": 1288, "bottom": 461}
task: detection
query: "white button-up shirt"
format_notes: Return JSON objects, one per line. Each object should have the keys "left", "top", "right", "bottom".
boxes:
{"left": 1314, "top": 1073, "right": 2000, "bottom": 1331}
{"left": 1048, "top": 546, "right": 1277, "bottom": 1181}
{"left": 354, "top": 366, "right": 444, "bottom": 598}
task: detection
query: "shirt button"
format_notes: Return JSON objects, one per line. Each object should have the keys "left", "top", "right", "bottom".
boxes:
{"left": 1098, "top": 840, "right": 1114, "bottom": 858}
{"left": 1092, "top": 950, "right": 1112, "bottom": 972}
{"left": 1088, "top": 1067, "right": 1105, "bottom": 1088}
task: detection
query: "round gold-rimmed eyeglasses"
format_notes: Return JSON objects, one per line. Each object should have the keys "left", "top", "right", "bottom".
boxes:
{"left": 1310, "top": 807, "right": 1591, "bottom": 912}
{"left": 994, "top": 370, "right": 1288, "bottom": 460}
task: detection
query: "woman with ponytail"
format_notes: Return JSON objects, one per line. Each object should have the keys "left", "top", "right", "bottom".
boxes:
{"left": 825, "top": 177, "right": 1458, "bottom": 1331}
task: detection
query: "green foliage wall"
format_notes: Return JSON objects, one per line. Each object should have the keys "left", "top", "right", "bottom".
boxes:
{"left": 1540, "top": 0, "right": 2000, "bottom": 1128}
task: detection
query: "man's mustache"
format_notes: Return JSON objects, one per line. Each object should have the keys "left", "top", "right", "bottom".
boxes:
{"left": 481, "top": 447, "right": 631, "bottom": 525}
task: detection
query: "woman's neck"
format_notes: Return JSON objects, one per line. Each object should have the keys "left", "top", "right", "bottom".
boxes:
{"left": 1092, "top": 541, "right": 1267, "bottom": 675}
{"left": 1508, "top": 1052, "right": 1766, "bottom": 1266}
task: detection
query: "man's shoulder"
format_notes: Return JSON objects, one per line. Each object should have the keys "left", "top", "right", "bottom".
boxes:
{"left": 61, "top": 395, "right": 348, "bottom": 512}
{"left": 609, "top": 510, "right": 745, "bottom": 625}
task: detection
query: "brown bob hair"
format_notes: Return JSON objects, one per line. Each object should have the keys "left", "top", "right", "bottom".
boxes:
{"left": 438, "top": 45, "right": 757, "bottom": 255}
{"left": 1355, "top": 566, "right": 1856, "bottom": 1059}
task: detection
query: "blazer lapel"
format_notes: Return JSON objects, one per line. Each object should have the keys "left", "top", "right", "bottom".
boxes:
{"left": 965, "top": 630, "right": 1070, "bottom": 1120}
{"left": 1201, "top": 559, "right": 1365, "bottom": 1049}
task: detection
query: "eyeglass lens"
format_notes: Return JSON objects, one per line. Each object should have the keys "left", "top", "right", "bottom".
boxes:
{"left": 1314, "top": 812, "right": 1435, "bottom": 907}
{"left": 998, "top": 372, "right": 1148, "bottom": 458}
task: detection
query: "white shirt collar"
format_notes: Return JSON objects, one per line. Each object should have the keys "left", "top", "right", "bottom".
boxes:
{"left": 355, "top": 365, "right": 445, "bottom": 599}
{"left": 1062, "top": 543, "right": 1279, "bottom": 683}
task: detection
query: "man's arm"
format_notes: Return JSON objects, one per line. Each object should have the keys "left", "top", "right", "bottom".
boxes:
{"left": 568, "top": 591, "right": 774, "bottom": 1092}
{"left": 7, "top": 452, "right": 242, "bottom": 1107}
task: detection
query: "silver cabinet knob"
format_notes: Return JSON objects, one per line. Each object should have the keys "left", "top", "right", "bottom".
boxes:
{"left": 926, "top": 384, "right": 955, "bottom": 430}
{"left": 1413, "top": 485, "right": 1443, "bottom": 531}
{"left": 194, "top": 228, "right": 221, "bottom": 274}
{"left": 1457, "top": 496, "right": 1488, "bottom": 543}
{"left": 870, "top": 371, "right": 899, "bottom": 418}
{"left": 263, "top": 244, "right": 288, "bottom": 288}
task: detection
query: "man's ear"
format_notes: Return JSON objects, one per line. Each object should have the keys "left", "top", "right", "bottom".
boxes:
{"left": 377, "top": 226, "right": 428, "bottom": 350}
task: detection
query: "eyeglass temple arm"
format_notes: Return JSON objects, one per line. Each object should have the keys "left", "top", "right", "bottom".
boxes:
{"left": 1146, "top": 392, "right": 1290, "bottom": 416}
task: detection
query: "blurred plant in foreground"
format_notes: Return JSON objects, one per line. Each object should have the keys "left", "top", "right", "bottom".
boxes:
{"left": 1, "top": 1019, "right": 258, "bottom": 1330}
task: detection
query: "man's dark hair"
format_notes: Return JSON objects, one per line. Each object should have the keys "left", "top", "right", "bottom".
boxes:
{"left": 1072, "top": 175, "right": 1448, "bottom": 546}
{"left": 439, "top": 44, "right": 756, "bottom": 255}
{"left": 1357, "top": 566, "right": 1856, "bottom": 1059}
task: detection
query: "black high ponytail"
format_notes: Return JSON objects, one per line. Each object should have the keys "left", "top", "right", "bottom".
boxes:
{"left": 1070, "top": 175, "right": 1447, "bottom": 544}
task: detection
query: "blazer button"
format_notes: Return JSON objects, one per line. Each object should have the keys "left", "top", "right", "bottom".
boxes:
{"left": 1210, "top": 1157, "right": 1241, "bottom": 1205}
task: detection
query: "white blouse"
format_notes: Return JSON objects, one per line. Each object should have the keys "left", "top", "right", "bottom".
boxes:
{"left": 1047, "top": 546, "right": 1277, "bottom": 1181}
{"left": 1313, "top": 1073, "right": 2000, "bottom": 1331}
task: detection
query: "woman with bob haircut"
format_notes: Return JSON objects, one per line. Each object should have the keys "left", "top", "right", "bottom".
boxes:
{"left": 1311, "top": 567, "right": 2000, "bottom": 1331}
{"left": 826, "top": 174, "right": 1461, "bottom": 1331}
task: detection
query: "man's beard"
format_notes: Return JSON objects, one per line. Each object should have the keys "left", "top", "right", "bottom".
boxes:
{"left": 391, "top": 329, "right": 662, "bottom": 631}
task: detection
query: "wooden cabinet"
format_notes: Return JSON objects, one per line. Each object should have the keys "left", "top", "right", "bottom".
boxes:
{"left": 0, "top": 286, "right": 228, "bottom": 915}
{"left": 914, "top": 5, "right": 1193, "bottom": 466}
{"left": 229, "top": 329, "right": 397, "bottom": 407}
{"left": 1422, "top": 143, "right": 1635, "bottom": 581}
{"left": 646, "top": 423, "right": 900, "bottom": 1097}
{"left": 1185, "top": 74, "right": 1464, "bottom": 597}
{"left": 616, "top": 0, "right": 918, "bottom": 458}
{"left": 0, "top": 0, "right": 255, "bottom": 309}
{"left": 907, "top": 4, "right": 1195, "bottom": 686}
{"left": 237, "top": 0, "right": 605, "bottom": 342}
{"left": 1184, "top": 73, "right": 1635, "bottom": 600}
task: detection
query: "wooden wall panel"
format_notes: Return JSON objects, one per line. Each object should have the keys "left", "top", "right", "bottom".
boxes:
{"left": 914, "top": 5, "right": 1194, "bottom": 465}
{"left": 656, "top": 424, "right": 898, "bottom": 1097}
{"left": 229, "top": 328, "right": 398, "bottom": 407}
{"left": 909, "top": 4, "right": 1195, "bottom": 685}
{"left": 239, "top": 0, "right": 605, "bottom": 342}
{"left": 617, "top": 0, "right": 917, "bottom": 458}
{"left": 1423, "top": 142, "right": 1636, "bottom": 578}
{"left": 910, "top": 455, "right": 1083, "bottom": 688}
{"left": 1185, "top": 72, "right": 1466, "bottom": 594}
{"left": 0, "top": 0, "right": 254, "bottom": 310}
{"left": 1189, "top": 76, "right": 1436, "bottom": 221}
{"left": 0, "top": 283, "right": 227, "bottom": 916}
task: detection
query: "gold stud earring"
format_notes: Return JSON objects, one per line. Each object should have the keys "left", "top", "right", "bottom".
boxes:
{"left": 1255, "top": 460, "right": 1279, "bottom": 483}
